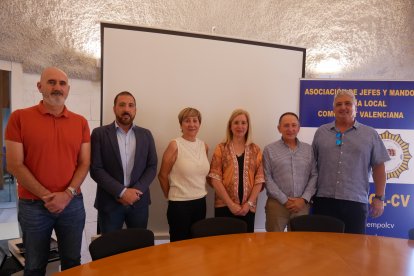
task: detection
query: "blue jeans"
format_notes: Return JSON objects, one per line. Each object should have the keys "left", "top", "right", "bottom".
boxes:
{"left": 98, "top": 204, "right": 149, "bottom": 234}
{"left": 18, "top": 196, "right": 85, "bottom": 276}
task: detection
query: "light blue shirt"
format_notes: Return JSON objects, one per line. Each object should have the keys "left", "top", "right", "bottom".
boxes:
{"left": 115, "top": 122, "right": 136, "bottom": 197}
{"left": 263, "top": 139, "right": 317, "bottom": 204}
{"left": 312, "top": 120, "right": 390, "bottom": 203}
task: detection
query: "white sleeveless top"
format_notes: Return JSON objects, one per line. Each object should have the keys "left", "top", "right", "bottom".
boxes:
{"left": 168, "top": 137, "right": 209, "bottom": 201}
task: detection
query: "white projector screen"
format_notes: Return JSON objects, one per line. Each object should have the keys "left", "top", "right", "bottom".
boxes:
{"left": 101, "top": 23, "right": 306, "bottom": 235}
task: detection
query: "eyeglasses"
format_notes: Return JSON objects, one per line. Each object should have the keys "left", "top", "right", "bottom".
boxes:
{"left": 336, "top": 132, "right": 343, "bottom": 146}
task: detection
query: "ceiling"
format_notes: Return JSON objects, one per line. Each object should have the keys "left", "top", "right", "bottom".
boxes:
{"left": 0, "top": 0, "right": 413, "bottom": 81}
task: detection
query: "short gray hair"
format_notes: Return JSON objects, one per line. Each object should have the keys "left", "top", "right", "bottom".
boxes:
{"left": 333, "top": 89, "right": 357, "bottom": 106}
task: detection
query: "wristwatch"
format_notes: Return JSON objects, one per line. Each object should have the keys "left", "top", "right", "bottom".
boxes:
{"left": 373, "top": 194, "right": 385, "bottom": 201}
{"left": 67, "top": 187, "right": 78, "bottom": 197}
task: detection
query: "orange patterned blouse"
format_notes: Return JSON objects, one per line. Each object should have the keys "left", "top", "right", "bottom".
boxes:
{"left": 208, "top": 142, "right": 265, "bottom": 208}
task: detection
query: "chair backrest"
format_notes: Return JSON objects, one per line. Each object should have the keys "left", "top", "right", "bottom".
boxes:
{"left": 0, "top": 247, "right": 6, "bottom": 270}
{"left": 289, "top": 214, "right": 345, "bottom": 233}
{"left": 89, "top": 228, "right": 154, "bottom": 260}
{"left": 408, "top": 228, "right": 414, "bottom": 240}
{"left": 191, "top": 217, "right": 248, "bottom": 238}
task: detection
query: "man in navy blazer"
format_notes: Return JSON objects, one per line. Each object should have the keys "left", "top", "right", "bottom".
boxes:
{"left": 90, "top": 91, "right": 157, "bottom": 234}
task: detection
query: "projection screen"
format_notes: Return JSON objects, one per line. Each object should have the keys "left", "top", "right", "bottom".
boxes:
{"left": 101, "top": 23, "right": 306, "bottom": 235}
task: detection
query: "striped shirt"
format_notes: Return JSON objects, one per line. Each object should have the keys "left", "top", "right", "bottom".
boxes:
{"left": 263, "top": 139, "right": 317, "bottom": 204}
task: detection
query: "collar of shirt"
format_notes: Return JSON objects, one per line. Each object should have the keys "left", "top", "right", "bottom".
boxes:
{"left": 114, "top": 121, "right": 136, "bottom": 133}
{"left": 281, "top": 137, "right": 301, "bottom": 146}
{"left": 37, "top": 100, "right": 69, "bottom": 118}
{"left": 329, "top": 120, "right": 360, "bottom": 132}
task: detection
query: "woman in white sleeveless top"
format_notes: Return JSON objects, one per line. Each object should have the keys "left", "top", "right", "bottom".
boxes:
{"left": 158, "top": 107, "right": 210, "bottom": 242}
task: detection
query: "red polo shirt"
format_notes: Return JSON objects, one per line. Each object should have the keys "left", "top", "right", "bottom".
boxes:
{"left": 5, "top": 101, "right": 90, "bottom": 199}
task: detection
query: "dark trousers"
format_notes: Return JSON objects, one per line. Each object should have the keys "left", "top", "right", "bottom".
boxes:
{"left": 312, "top": 197, "right": 368, "bottom": 234}
{"left": 167, "top": 197, "right": 206, "bottom": 242}
{"left": 215, "top": 206, "right": 255, "bottom": 233}
{"left": 98, "top": 204, "right": 149, "bottom": 234}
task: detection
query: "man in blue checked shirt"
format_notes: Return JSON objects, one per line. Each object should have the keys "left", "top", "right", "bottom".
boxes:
{"left": 312, "top": 90, "right": 390, "bottom": 234}
{"left": 263, "top": 112, "right": 317, "bottom": 232}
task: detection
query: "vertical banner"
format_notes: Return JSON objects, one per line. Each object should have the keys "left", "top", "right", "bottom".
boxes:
{"left": 300, "top": 79, "right": 414, "bottom": 239}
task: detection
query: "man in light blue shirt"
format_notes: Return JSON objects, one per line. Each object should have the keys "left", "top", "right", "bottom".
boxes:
{"left": 263, "top": 112, "right": 317, "bottom": 232}
{"left": 91, "top": 91, "right": 157, "bottom": 234}
{"left": 312, "top": 90, "right": 389, "bottom": 234}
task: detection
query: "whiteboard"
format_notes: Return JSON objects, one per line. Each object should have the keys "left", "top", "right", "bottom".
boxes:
{"left": 101, "top": 23, "right": 306, "bottom": 235}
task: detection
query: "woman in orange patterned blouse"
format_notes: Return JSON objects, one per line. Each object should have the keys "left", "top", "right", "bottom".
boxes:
{"left": 208, "top": 109, "right": 264, "bottom": 232}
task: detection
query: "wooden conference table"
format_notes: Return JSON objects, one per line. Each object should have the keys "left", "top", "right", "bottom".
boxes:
{"left": 57, "top": 232, "right": 414, "bottom": 276}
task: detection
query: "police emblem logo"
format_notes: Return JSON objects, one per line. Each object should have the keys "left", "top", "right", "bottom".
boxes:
{"left": 380, "top": 130, "right": 412, "bottom": 179}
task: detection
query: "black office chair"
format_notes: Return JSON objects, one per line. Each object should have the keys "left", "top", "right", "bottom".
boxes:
{"left": 89, "top": 228, "right": 154, "bottom": 260}
{"left": 0, "top": 248, "right": 23, "bottom": 275}
{"left": 408, "top": 228, "right": 414, "bottom": 240}
{"left": 190, "top": 217, "right": 248, "bottom": 238}
{"left": 289, "top": 214, "right": 345, "bottom": 233}
{"left": 0, "top": 247, "right": 6, "bottom": 271}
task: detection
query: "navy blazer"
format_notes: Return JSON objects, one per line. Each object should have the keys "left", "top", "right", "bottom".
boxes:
{"left": 90, "top": 122, "right": 157, "bottom": 212}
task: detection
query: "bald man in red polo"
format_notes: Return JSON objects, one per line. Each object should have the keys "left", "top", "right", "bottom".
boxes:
{"left": 6, "top": 67, "right": 90, "bottom": 275}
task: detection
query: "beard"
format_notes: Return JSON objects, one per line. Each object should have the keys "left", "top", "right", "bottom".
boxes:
{"left": 43, "top": 91, "right": 66, "bottom": 106}
{"left": 116, "top": 112, "right": 135, "bottom": 126}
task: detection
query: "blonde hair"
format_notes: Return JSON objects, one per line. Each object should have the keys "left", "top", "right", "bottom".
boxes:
{"left": 178, "top": 107, "right": 202, "bottom": 125}
{"left": 225, "top": 109, "right": 252, "bottom": 145}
